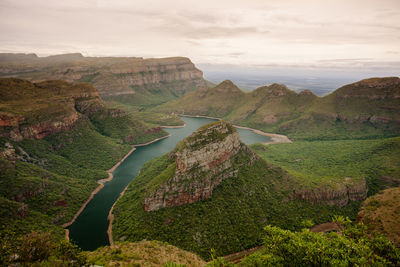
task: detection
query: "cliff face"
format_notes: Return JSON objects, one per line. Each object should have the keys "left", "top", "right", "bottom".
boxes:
{"left": 293, "top": 178, "right": 368, "bottom": 207}
{"left": 0, "top": 78, "right": 105, "bottom": 141}
{"left": 0, "top": 53, "right": 207, "bottom": 101}
{"left": 143, "top": 121, "right": 257, "bottom": 211}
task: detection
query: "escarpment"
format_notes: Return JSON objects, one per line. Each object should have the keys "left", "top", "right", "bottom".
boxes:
{"left": 0, "top": 78, "right": 166, "bottom": 144}
{"left": 143, "top": 121, "right": 258, "bottom": 211}
{"left": 0, "top": 78, "right": 104, "bottom": 141}
{"left": 293, "top": 178, "right": 368, "bottom": 207}
{"left": 0, "top": 53, "right": 207, "bottom": 100}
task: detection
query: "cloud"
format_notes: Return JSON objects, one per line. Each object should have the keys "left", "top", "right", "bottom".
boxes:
{"left": 0, "top": 0, "right": 399, "bottom": 67}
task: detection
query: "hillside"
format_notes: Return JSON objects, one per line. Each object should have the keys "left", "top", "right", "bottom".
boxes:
{"left": 0, "top": 78, "right": 169, "bottom": 253}
{"left": 0, "top": 53, "right": 208, "bottom": 107}
{"left": 156, "top": 77, "right": 400, "bottom": 140}
{"left": 112, "top": 121, "right": 362, "bottom": 259}
{"left": 358, "top": 187, "right": 400, "bottom": 247}
{"left": 87, "top": 241, "right": 206, "bottom": 267}
{"left": 251, "top": 137, "right": 400, "bottom": 205}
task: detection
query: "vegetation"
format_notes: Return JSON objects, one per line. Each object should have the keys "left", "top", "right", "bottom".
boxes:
{"left": 87, "top": 240, "right": 206, "bottom": 267}
{"left": 113, "top": 150, "right": 361, "bottom": 260}
{"left": 0, "top": 78, "right": 172, "bottom": 260}
{"left": 106, "top": 101, "right": 184, "bottom": 126}
{"left": 233, "top": 220, "right": 400, "bottom": 266}
{"left": 156, "top": 78, "right": 400, "bottom": 140}
{"left": 358, "top": 187, "right": 400, "bottom": 247}
{"left": 0, "top": 231, "right": 86, "bottom": 266}
{"left": 250, "top": 137, "right": 400, "bottom": 194}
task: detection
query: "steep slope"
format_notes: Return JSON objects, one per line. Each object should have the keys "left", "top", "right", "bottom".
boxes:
{"left": 281, "top": 77, "right": 400, "bottom": 139}
{"left": 251, "top": 137, "right": 400, "bottom": 206}
{"left": 0, "top": 78, "right": 167, "bottom": 144}
{"left": 0, "top": 53, "right": 208, "bottom": 107}
{"left": 157, "top": 77, "right": 400, "bottom": 140}
{"left": 112, "top": 121, "right": 361, "bottom": 259}
{"left": 0, "top": 78, "right": 168, "bottom": 249}
{"left": 158, "top": 80, "right": 245, "bottom": 117}
{"left": 357, "top": 187, "right": 400, "bottom": 247}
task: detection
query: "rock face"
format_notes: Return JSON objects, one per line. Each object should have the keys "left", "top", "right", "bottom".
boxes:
{"left": 143, "top": 121, "right": 257, "bottom": 211}
{"left": 0, "top": 53, "right": 207, "bottom": 98}
{"left": 0, "top": 78, "right": 105, "bottom": 141}
{"left": 293, "top": 178, "right": 368, "bottom": 207}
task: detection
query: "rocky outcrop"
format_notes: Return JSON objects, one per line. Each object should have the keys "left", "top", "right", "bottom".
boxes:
{"left": 143, "top": 121, "right": 258, "bottom": 211}
{"left": 0, "top": 53, "right": 207, "bottom": 98}
{"left": 0, "top": 78, "right": 105, "bottom": 141}
{"left": 357, "top": 187, "right": 400, "bottom": 246}
{"left": 293, "top": 178, "right": 368, "bottom": 207}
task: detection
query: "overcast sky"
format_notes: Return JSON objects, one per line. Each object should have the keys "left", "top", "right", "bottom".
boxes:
{"left": 0, "top": 0, "right": 399, "bottom": 69}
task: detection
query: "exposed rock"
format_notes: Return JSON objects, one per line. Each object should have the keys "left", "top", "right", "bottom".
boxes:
{"left": 293, "top": 178, "right": 368, "bottom": 207}
{"left": 0, "top": 53, "right": 207, "bottom": 98}
{"left": 143, "top": 121, "right": 258, "bottom": 211}
{"left": 0, "top": 78, "right": 105, "bottom": 141}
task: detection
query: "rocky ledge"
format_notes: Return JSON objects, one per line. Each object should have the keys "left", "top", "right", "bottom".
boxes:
{"left": 143, "top": 121, "right": 257, "bottom": 211}
{"left": 293, "top": 178, "right": 368, "bottom": 207}
{"left": 0, "top": 78, "right": 104, "bottom": 141}
{"left": 0, "top": 53, "right": 207, "bottom": 97}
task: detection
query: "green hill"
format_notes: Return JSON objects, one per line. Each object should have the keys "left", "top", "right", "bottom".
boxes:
{"left": 0, "top": 78, "right": 169, "bottom": 254}
{"left": 156, "top": 77, "right": 400, "bottom": 140}
{"left": 111, "top": 121, "right": 361, "bottom": 260}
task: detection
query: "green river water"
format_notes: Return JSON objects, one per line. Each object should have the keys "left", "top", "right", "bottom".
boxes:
{"left": 68, "top": 117, "right": 270, "bottom": 250}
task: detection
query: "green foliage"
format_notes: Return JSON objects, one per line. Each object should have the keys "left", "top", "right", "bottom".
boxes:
{"left": 251, "top": 137, "right": 400, "bottom": 194}
{"left": 156, "top": 78, "right": 400, "bottom": 140}
{"left": 106, "top": 101, "right": 185, "bottom": 126}
{"left": 113, "top": 150, "right": 360, "bottom": 260}
{"left": 238, "top": 223, "right": 400, "bottom": 266}
{"left": 0, "top": 231, "right": 86, "bottom": 266}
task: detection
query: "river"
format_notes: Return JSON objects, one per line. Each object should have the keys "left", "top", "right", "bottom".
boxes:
{"left": 68, "top": 116, "right": 270, "bottom": 250}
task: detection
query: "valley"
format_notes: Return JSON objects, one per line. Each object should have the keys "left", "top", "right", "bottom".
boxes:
{"left": 0, "top": 53, "right": 399, "bottom": 266}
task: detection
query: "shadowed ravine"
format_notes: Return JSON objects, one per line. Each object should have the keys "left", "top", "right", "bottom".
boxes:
{"left": 68, "top": 116, "right": 270, "bottom": 250}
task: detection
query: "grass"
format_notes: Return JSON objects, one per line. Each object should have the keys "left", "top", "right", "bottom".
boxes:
{"left": 358, "top": 187, "right": 400, "bottom": 246}
{"left": 86, "top": 241, "right": 206, "bottom": 267}
{"left": 155, "top": 78, "right": 400, "bottom": 140}
{"left": 250, "top": 137, "right": 400, "bottom": 194}
{"left": 112, "top": 148, "right": 361, "bottom": 260}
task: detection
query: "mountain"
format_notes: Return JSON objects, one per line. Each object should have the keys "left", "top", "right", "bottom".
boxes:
{"left": 0, "top": 53, "right": 208, "bottom": 107}
{"left": 111, "top": 121, "right": 362, "bottom": 259}
{"left": 157, "top": 77, "right": 400, "bottom": 140}
{"left": 0, "top": 78, "right": 169, "bottom": 248}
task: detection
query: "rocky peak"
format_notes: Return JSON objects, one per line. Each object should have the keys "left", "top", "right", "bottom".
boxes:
{"left": 335, "top": 77, "right": 400, "bottom": 99}
{"left": 299, "top": 89, "right": 315, "bottom": 96}
{"left": 143, "top": 120, "right": 258, "bottom": 211}
{"left": 214, "top": 80, "right": 243, "bottom": 94}
{"left": 255, "top": 83, "right": 293, "bottom": 97}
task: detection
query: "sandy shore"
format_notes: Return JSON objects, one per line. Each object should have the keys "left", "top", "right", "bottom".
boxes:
{"left": 180, "top": 114, "right": 291, "bottom": 145}
{"left": 107, "top": 182, "right": 130, "bottom": 246}
{"left": 233, "top": 125, "right": 292, "bottom": 145}
{"left": 63, "top": 134, "right": 171, "bottom": 239}
{"left": 160, "top": 123, "right": 186, "bottom": 128}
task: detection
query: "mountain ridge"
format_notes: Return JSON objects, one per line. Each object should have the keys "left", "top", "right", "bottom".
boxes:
{"left": 157, "top": 76, "right": 400, "bottom": 140}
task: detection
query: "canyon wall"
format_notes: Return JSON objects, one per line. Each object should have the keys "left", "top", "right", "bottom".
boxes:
{"left": 0, "top": 53, "right": 207, "bottom": 99}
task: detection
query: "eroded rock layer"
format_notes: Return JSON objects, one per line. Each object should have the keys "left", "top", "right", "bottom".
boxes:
{"left": 143, "top": 121, "right": 257, "bottom": 211}
{"left": 0, "top": 53, "right": 207, "bottom": 98}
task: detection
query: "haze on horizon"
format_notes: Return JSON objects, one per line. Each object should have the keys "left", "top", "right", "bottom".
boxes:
{"left": 0, "top": 0, "right": 399, "bottom": 72}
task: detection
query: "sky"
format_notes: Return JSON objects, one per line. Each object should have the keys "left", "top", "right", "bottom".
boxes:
{"left": 0, "top": 0, "right": 400, "bottom": 70}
